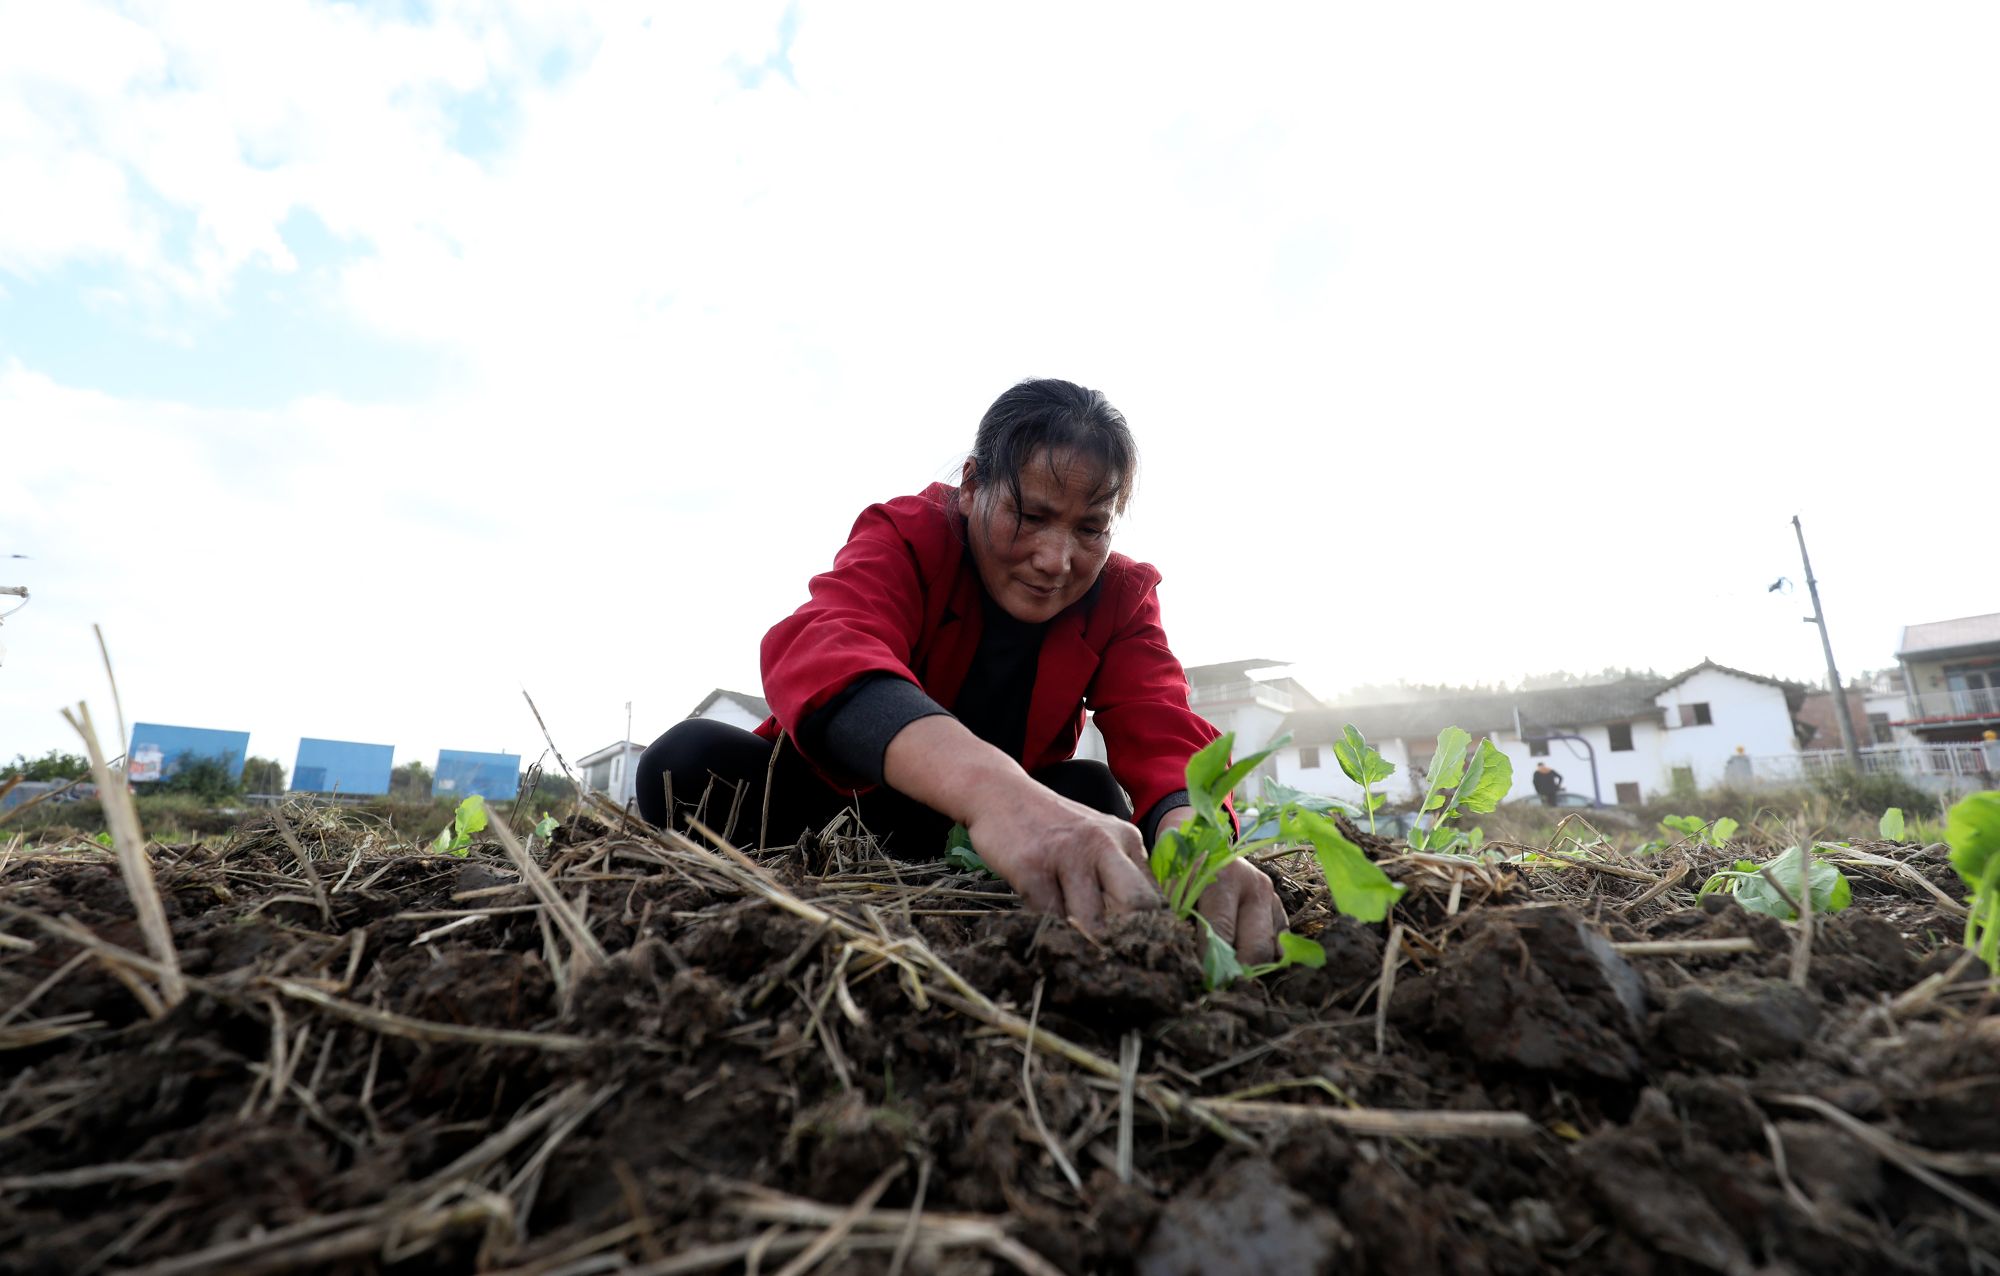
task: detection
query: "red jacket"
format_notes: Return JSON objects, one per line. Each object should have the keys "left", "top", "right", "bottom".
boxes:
{"left": 757, "top": 483, "right": 1220, "bottom": 823}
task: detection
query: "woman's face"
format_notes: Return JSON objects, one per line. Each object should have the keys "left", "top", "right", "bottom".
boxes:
{"left": 959, "top": 448, "right": 1117, "bottom": 624}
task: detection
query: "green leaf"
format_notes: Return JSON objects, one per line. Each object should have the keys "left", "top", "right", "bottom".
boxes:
{"left": 1710, "top": 817, "right": 1740, "bottom": 846}
{"left": 943, "top": 823, "right": 997, "bottom": 878}
{"left": 1661, "top": 815, "right": 1705, "bottom": 838}
{"left": 1878, "top": 808, "right": 1905, "bottom": 842}
{"left": 454, "top": 795, "right": 488, "bottom": 839}
{"left": 1261, "top": 777, "right": 1356, "bottom": 816}
{"left": 1945, "top": 792, "right": 2000, "bottom": 888}
{"left": 533, "top": 814, "right": 560, "bottom": 840}
{"left": 1243, "top": 931, "right": 1328, "bottom": 979}
{"left": 1183, "top": 734, "right": 1235, "bottom": 830}
{"left": 1333, "top": 724, "right": 1396, "bottom": 787}
{"left": 1283, "top": 807, "right": 1405, "bottom": 922}
{"left": 1728, "top": 846, "right": 1852, "bottom": 920}
{"left": 1455, "top": 739, "right": 1512, "bottom": 814}
{"left": 430, "top": 825, "right": 454, "bottom": 855}
{"left": 93, "top": 830, "right": 113, "bottom": 847}
{"left": 1197, "top": 916, "right": 1246, "bottom": 991}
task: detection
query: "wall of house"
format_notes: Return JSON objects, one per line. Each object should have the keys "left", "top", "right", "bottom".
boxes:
{"left": 695, "top": 698, "right": 767, "bottom": 733}
{"left": 1650, "top": 669, "right": 1799, "bottom": 788}
{"left": 1488, "top": 720, "right": 1669, "bottom": 805}
{"left": 1269, "top": 735, "right": 1414, "bottom": 805}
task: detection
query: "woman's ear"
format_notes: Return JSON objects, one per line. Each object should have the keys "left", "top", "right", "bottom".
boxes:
{"left": 957, "top": 460, "right": 978, "bottom": 517}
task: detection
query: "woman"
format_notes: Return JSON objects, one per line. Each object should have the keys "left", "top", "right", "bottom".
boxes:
{"left": 635, "top": 379, "right": 1284, "bottom": 962}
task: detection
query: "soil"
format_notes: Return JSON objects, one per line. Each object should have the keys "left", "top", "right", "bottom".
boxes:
{"left": 1, "top": 806, "right": 1995, "bottom": 1275}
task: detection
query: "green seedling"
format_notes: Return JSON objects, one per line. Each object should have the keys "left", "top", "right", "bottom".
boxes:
{"left": 1406, "top": 728, "right": 1512, "bottom": 853}
{"left": 1331, "top": 725, "right": 1396, "bottom": 835}
{"left": 1154, "top": 733, "right": 1405, "bottom": 990}
{"left": 1944, "top": 791, "right": 2000, "bottom": 970}
{"left": 942, "top": 823, "right": 996, "bottom": 878}
{"left": 1660, "top": 814, "right": 1740, "bottom": 847}
{"left": 1879, "top": 807, "right": 1906, "bottom": 842}
{"left": 532, "top": 814, "right": 560, "bottom": 840}
{"left": 431, "top": 795, "right": 488, "bottom": 856}
{"left": 1697, "top": 845, "right": 1852, "bottom": 921}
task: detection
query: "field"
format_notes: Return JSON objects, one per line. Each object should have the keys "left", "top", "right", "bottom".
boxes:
{"left": 1, "top": 796, "right": 1994, "bottom": 1275}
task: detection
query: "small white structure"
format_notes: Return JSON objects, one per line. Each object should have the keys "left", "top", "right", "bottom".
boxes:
{"left": 1264, "top": 661, "right": 1809, "bottom": 808}
{"left": 576, "top": 740, "right": 646, "bottom": 807}
{"left": 689, "top": 688, "right": 771, "bottom": 732}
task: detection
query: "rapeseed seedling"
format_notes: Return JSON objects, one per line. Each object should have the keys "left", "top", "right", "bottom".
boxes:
{"left": 431, "top": 795, "right": 487, "bottom": 856}
{"left": 1406, "top": 727, "right": 1513, "bottom": 853}
{"left": 1944, "top": 791, "right": 2000, "bottom": 970}
{"left": 1698, "top": 844, "right": 1852, "bottom": 921}
{"left": 1661, "top": 814, "right": 1740, "bottom": 847}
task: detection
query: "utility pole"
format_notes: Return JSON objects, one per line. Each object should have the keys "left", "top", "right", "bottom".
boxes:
{"left": 1792, "top": 515, "right": 1863, "bottom": 771}
{"left": 625, "top": 701, "right": 633, "bottom": 746}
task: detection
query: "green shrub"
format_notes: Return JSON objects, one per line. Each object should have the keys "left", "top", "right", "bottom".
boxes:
{"left": 1810, "top": 768, "right": 1939, "bottom": 818}
{"left": 2, "top": 749, "right": 90, "bottom": 782}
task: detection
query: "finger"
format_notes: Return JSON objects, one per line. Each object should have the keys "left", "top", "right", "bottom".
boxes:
{"left": 1098, "top": 841, "right": 1164, "bottom": 916}
{"left": 1197, "top": 876, "right": 1240, "bottom": 946}
{"left": 1269, "top": 892, "right": 1289, "bottom": 940}
{"left": 1055, "top": 849, "right": 1106, "bottom": 931}
{"left": 1117, "top": 822, "right": 1149, "bottom": 872}
{"left": 1235, "top": 881, "right": 1279, "bottom": 966}
{"left": 1006, "top": 864, "right": 1065, "bottom": 918}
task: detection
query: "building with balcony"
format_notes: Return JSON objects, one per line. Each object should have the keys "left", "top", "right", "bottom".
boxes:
{"left": 1891, "top": 611, "right": 2000, "bottom": 743}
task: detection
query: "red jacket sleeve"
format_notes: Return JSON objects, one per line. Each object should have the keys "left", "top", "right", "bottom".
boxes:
{"left": 759, "top": 499, "right": 940, "bottom": 754}
{"left": 1084, "top": 567, "right": 1226, "bottom": 824}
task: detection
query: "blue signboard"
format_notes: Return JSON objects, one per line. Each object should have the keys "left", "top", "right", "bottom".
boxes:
{"left": 292, "top": 738, "right": 394, "bottom": 796}
{"left": 435, "top": 750, "right": 520, "bottom": 801}
{"left": 127, "top": 723, "right": 252, "bottom": 784}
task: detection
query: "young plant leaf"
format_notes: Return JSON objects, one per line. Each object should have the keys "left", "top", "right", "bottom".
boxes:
{"left": 1455, "top": 739, "right": 1513, "bottom": 814}
{"left": 943, "top": 823, "right": 997, "bottom": 877}
{"left": 1944, "top": 792, "right": 2000, "bottom": 967}
{"left": 1333, "top": 724, "right": 1396, "bottom": 786}
{"left": 1417, "top": 728, "right": 1471, "bottom": 814}
{"left": 1710, "top": 817, "right": 1740, "bottom": 845}
{"left": 1243, "top": 931, "right": 1328, "bottom": 979}
{"left": 1710, "top": 846, "right": 1852, "bottom": 920}
{"left": 1182, "top": 734, "right": 1236, "bottom": 831}
{"left": 1283, "top": 807, "right": 1405, "bottom": 922}
{"left": 1878, "top": 807, "right": 1905, "bottom": 842}
{"left": 1196, "top": 915, "right": 1246, "bottom": 991}
{"left": 1661, "top": 814, "right": 1705, "bottom": 838}
{"left": 533, "top": 814, "right": 560, "bottom": 840}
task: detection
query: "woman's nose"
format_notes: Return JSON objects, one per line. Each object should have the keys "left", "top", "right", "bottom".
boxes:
{"left": 1028, "top": 530, "right": 1071, "bottom": 577}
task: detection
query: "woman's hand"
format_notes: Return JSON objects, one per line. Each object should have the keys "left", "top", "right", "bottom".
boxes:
{"left": 1151, "top": 805, "right": 1287, "bottom": 966}
{"left": 882, "top": 716, "right": 1162, "bottom": 928}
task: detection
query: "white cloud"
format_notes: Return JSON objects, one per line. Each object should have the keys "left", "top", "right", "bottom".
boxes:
{"left": 4, "top": 1, "right": 1997, "bottom": 770}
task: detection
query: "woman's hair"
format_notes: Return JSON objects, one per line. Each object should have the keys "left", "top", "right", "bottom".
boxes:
{"left": 967, "top": 378, "right": 1138, "bottom": 517}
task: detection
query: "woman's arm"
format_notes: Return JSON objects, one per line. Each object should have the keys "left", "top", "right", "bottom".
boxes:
{"left": 881, "top": 715, "right": 1163, "bottom": 929}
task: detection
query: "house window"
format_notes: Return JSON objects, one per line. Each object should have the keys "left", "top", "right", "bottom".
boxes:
{"left": 1614, "top": 781, "right": 1641, "bottom": 805}
{"left": 1607, "top": 723, "right": 1635, "bottom": 752}
{"left": 1528, "top": 738, "right": 1550, "bottom": 757}
{"left": 1299, "top": 746, "right": 1321, "bottom": 770}
{"left": 1686, "top": 702, "right": 1712, "bottom": 726}
{"left": 1868, "top": 713, "right": 1893, "bottom": 745}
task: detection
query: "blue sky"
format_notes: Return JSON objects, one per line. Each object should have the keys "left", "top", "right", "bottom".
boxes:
{"left": 4, "top": 0, "right": 1997, "bottom": 774}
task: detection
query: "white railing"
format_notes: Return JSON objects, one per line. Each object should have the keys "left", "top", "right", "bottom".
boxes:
{"left": 1896, "top": 688, "right": 2000, "bottom": 722}
{"left": 1752, "top": 742, "right": 1998, "bottom": 780}
{"left": 1188, "top": 680, "right": 1294, "bottom": 712}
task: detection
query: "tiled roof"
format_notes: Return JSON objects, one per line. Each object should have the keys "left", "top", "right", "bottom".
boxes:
{"left": 1898, "top": 612, "right": 2000, "bottom": 658}
{"left": 1283, "top": 677, "right": 1669, "bottom": 746}
{"left": 689, "top": 688, "right": 771, "bottom": 720}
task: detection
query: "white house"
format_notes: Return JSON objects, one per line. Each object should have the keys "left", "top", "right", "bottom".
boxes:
{"left": 689, "top": 688, "right": 772, "bottom": 733}
{"left": 577, "top": 688, "right": 777, "bottom": 808}
{"left": 1263, "top": 661, "right": 1808, "bottom": 808}
{"left": 576, "top": 740, "right": 646, "bottom": 807}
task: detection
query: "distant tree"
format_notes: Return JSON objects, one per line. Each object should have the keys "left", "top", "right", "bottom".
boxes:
{"left": 157, "top": 751, "right": 242, "bottom": 801}
{"left": 241, "top": 756, "right": 286, "bottom": 794}
{"left": 2, "top": 750, "right": 91, "bottom": 782}
{"left": 391, "top": 761, "right": 433, "bottom": 802}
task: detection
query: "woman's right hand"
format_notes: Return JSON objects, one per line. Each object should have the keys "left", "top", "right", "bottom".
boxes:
{"left": 881, "top": 715, "right": 1163, "bottom": 928}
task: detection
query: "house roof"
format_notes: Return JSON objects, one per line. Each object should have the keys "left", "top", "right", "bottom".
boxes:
{"left": 1897, "top": 612, "right": 2000, "bottom": 660}
{"left": 1655, "top": 659, "right": 1810, "bottom": 711}
{"left": 689, "top": 687, "right": 772, "bottom": 721}
{"left": 576, "top": 741, "right": 644, "bottom": 765}
{"left": 1184, "top": 659, "right": 1291, "bottom": 686}
{"left": 1283, "top": 677, "right": 1670, "bottom": 746}
{"left": 1283, "top": 660, "right": 1809, "bottom": 745}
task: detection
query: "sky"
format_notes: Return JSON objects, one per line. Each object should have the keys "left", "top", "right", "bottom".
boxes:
{"left": 3, "top": 0, "right": 1995, "bottom": 777}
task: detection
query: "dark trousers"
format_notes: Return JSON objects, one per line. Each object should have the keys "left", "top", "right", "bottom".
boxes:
{"left": 634, "top": 718, "right": 1130, "bottom": 858}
